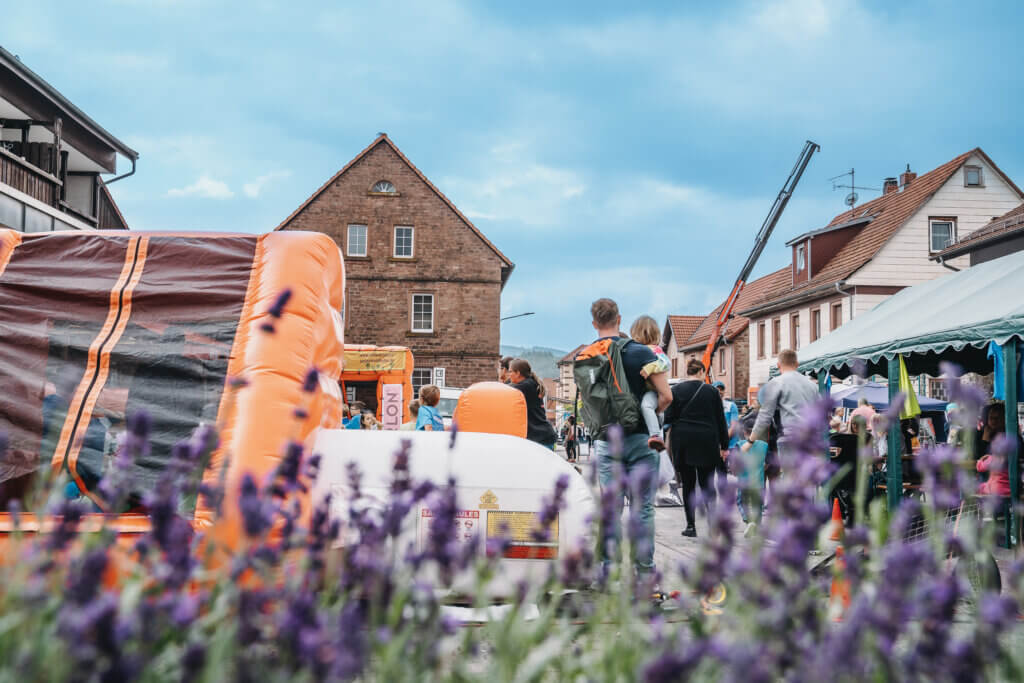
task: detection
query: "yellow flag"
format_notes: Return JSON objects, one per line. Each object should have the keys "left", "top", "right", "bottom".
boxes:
{"left": 898, "top": 355, "right": 921, "bottom": 419}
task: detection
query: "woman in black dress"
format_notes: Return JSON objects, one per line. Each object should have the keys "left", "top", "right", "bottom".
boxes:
{"left": 509, "top": 358, "right": 558, "bottom": 449}
{"left": 664, "top": 358, "right": 730, "bottom": 537}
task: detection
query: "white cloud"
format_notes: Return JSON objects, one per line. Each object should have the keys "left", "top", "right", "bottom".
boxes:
{"left": 441, "top": 140, "right": 587, "bottom": 228}
{"left": 242, "top": 170, "right": 292, "bottom": 198}
{"left": 167, "top": 175, "right": 234, "bottom": 199}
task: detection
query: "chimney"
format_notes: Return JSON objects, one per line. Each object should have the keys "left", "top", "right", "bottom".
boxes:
{"left": 900, "top": 164, "right": 916, "bottom": 188}
{"left": 883, "top": 177, "right": 899, "bottom": 195}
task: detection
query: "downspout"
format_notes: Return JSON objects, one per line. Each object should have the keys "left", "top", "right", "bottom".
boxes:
{"left": 104, "top": 156, "right": 137, "bottom": 186}
{"left": 834, "top": 281, "right": 854, "bottom": 319}
{"left": 936, "top": 255, "right": 960, "bottom": 272}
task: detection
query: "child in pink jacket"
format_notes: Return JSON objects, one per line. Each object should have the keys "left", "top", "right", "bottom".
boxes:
{"left": 977, "top": 454, "right": 1010, "bottom": 497}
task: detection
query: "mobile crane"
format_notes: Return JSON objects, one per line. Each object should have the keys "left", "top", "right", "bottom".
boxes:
{"left": 701, "top": 140, "right": 820, "bottom": 380}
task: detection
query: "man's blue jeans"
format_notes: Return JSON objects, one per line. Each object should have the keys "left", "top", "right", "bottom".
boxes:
{"left": 596, "top": 432, "right": 658, "bottom": 575}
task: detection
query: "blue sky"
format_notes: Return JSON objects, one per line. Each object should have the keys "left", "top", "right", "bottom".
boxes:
{"left": 5, "top": 0, "right": 1023, "bottom": 351}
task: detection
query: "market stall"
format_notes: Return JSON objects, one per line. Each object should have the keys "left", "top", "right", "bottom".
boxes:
{"left": 798, "top": 249, "right": 1024, "bottom": 542}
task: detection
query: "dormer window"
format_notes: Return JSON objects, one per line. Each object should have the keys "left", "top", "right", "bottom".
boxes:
{"left": 796, "top": 244, "right": 806, "bottom": 271}
{"left": 964, "top": 166, "right": 983, "bottom": 187}
{"left": 371, "top": 180, "right": 397, "bottom": 194}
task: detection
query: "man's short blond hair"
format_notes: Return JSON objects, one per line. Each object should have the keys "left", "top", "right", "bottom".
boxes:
{"left": 590, "top": 298, "right": 619, "bottom": 328}
{"left": 777, "top": 348, "right": 798, "bottom": 368}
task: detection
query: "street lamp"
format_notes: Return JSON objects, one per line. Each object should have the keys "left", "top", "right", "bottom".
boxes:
{"left": 500, "top": 311, "right": 535, "bottom": 321}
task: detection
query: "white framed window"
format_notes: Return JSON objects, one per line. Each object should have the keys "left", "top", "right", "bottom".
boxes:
{"left": 412, "top": 368, "right": 432, "bottom": 394}
{"left": 929, "top": 219, "right": 956, "bottom": 252}
{"left": 394, "top": 226, "right": 414, "bottom": 258}
{"left": 433, "top": 367, "right": 446, "bottom": 388}
{"left": 371, "top": 180, "right": 397, "bottom": 194}
{"left": 964, "top": 166, "right": 983, "bottom": 187}
{"left": 796, "top": 244, "right": 805, "bottom": 271}
{"left": 345, "top": 386, "right": 357, "bottom": 403}
{"left": 411, "top": 293, "right": 434, "bottom": 333}
{"left": 347, "top": 224, "right": 367, "bottom": 257}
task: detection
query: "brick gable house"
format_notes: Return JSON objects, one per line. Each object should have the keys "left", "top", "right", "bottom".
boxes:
{"left": 276, "top": 134, "right": 514, "bottom": 393}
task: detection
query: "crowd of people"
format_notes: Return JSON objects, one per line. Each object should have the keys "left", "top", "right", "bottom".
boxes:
{"left": 567, "top": 298, "right": 825, "bottom": 584}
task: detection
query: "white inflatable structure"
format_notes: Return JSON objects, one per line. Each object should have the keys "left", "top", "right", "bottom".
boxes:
{"left": 311, "top": 430, "right": 596, "bottom": 598}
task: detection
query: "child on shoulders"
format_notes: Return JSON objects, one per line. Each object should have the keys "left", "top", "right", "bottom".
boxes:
{"left": 629, "top": 315, "right": 671, "bottom": 452}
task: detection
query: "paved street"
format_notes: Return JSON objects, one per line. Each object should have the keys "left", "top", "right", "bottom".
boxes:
{"left": 555, "top": 444, "right": 1018, "bottom": 593}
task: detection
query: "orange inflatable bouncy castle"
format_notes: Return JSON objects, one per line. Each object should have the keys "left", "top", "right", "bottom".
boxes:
{"left": 453, "top": 381, "right": 528, "bottom": 438}
{"left": 340, "top": 345, "right": 414, "bottom": 429}
{"left": 0, "top": 228, "right": 344, "bottom": 553}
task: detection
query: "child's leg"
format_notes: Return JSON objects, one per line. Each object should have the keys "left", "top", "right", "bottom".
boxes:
{"left": 641, "top": 390, "right": 661, "bottom": 436}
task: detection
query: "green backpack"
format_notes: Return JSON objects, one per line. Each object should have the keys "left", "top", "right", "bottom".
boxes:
{"left": 572, "top": 337, "right": 642, "bottom": 440}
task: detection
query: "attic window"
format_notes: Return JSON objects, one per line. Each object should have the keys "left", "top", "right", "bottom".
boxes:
{"left": 964, "top": 166, "right": 983, "bottom": 187}
{"left": 796, "top": 244, "right": 806, "bottom": 271}
{"left": 371, "top": 180, "right": 397, "bottom": 194}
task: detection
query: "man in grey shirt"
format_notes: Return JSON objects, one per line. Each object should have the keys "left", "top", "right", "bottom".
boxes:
{"left": 745, "top": 348, "right": 819, "bottom": 458}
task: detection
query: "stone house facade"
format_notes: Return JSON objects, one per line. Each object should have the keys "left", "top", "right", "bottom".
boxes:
{"left": 276, "top": 134, "right": 514, "bottom": 395}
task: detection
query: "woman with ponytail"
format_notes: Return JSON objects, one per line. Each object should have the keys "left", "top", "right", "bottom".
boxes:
{"left": 508, "top": 358, "right": 558, "bottom": 449}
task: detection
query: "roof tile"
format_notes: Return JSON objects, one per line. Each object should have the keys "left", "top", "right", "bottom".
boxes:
{"left": 935, "top": 201, "right": 1024, "bottom": 257}
{"left": 679, "top": 267, "right": 792, "bottom": 350}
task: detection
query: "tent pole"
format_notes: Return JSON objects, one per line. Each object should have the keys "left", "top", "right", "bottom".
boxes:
{"left": 887, "top": 357, "right": 902, "bottom": 510}
{"left": 1003, "top": 339, "right": 1019, "bottom": 547}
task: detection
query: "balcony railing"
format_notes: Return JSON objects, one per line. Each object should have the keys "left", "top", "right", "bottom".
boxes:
{"left": 0, "top": 145, "right": 60, "bottom": 208}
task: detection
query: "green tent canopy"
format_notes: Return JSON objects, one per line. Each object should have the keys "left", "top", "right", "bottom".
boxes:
{"left": 798, "top": 249, "right": 1024, "bottom": 378}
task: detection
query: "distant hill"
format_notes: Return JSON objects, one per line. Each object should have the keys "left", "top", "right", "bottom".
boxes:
{"left": 500, "top": 345, "right": 568, "bottom": 379}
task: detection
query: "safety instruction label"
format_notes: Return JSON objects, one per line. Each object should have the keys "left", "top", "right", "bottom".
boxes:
{"left": 418, "top": 508, "right": 480, "bottom": 550}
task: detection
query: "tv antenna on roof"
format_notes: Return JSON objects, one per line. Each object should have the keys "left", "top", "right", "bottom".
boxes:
{"left": 829, "top": 168, "right": 878, "bottom": 209}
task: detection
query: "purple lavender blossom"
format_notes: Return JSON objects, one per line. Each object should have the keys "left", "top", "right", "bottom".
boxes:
{"left": 448, "top": 419, "right": 459, "bottom": 450}
{"left": 301, "top": 367, "right": 320, "bottom": 393}
{"left": 238, "top": 473, "right": 273, "bottom": 538}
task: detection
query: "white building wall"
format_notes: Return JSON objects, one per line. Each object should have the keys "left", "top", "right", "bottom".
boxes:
{"left": 850, "top": 154, "right": 1021, "bottom": 286}
{"left": 747, "top": 296, "right": 856, "bottom": 388}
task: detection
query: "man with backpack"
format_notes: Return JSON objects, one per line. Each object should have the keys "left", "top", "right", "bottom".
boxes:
{"left": 574, "top": 298, "right": 672, "bottom": 580}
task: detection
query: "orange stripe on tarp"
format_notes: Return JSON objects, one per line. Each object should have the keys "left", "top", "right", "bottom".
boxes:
{"left": 53, "top": 237, "right": 140, "bottom": 471}
{"left": 0, "top": 230, "right": 23, "bottom": 278}
{"left": 67, "top": 236, "right": 150, "bottom": 508}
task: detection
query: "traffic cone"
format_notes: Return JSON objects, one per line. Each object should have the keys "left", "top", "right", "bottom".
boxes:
{"left": 828, "top": 498, "right": 844, "bottom": 542}
{"left": 829, "top": 546, "right": 851, "bottom": 621}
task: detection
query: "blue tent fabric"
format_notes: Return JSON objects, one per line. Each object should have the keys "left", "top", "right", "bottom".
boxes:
{"left": 990, "top": 341, "right": 1005, "bottom": 400}
{"left": 988, "top": 340, "right": 1024, "bottom": 401}
{"left": 830, "top": 382, "right": 947, "bottom": 411}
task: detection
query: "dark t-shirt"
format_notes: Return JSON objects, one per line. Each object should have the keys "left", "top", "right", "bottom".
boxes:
{"left": 512, "top": 376, "right": 558, "bottom": 446}
{"left": 594, "top": 336, "right": 657, "bottom": 413}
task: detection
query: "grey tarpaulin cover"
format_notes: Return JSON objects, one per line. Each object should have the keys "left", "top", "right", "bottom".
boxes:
{"left": 798, "top": 249, "right": 1024, "bottom": 378}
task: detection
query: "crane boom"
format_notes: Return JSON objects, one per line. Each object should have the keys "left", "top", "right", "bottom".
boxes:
{"left": 701, "top": 140, "right": 820, "bottom": 380}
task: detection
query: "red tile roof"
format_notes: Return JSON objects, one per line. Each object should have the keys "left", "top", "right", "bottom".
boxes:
{"left": 679, "top": 267, "right": 792, "bottom": 351}
{"left": 741, "top": 148, "right": 1020, "bottom": 314}
{"left": 274, "top": 133, "right": 514, "bottom": 276}
{"left": 663, "top": 315, "right": 704, "bottom": 346}
{"left": 934, "top": 202, "right": 1024, "bottom": 259}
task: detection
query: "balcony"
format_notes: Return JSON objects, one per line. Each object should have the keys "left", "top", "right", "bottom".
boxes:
{"left": 0, "top": 144, "right": 60, "bottom": 208}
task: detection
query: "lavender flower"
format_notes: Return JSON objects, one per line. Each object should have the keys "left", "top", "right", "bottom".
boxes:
{"left": 260, "top": 288, "right": 293, "bottom": 333}
{"left": 301, "top": 367, "right": 320, "bottom": 393}
{"left": 238, "top": 474, "right": 273, "bottom": 538}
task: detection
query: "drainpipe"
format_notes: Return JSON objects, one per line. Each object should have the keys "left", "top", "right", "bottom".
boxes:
{"left": 834, "top": 281, "right": 854, "bottom": 319}
{"left": 105, "top": 156, "right": 137, "bottom": 185}
{"left": 936, "top": 256, "right": 960, "bottom": 272}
